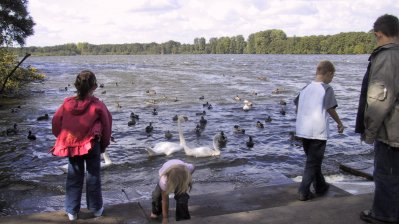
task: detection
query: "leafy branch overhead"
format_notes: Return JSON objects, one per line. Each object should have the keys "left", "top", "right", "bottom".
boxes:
{"left": 0, "top": 0, "right": 35, "bottom": 47}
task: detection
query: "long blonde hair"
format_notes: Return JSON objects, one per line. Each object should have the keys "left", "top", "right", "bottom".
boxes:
{"left": 164, "top": 165, "right": 192, "bottom": 195}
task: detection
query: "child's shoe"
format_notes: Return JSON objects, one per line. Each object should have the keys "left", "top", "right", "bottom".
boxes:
{"left": 94, "top": 207, "right": 104, "bottom": 217}
{"left": 67, "top": 213, "right": 77, "bottom": 221}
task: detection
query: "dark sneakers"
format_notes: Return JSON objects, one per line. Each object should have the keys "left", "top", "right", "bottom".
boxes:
{"left": 315, "top": 183, "right": 330, "bottom": 196}
{"left": 359, "top": 210, "right": 393, "bottom": 224}
{"left": 298, "top": 192, "right": 315, "bottom": 201}
{"left": 298, "top": 183, "right": 329, "bottom": 201}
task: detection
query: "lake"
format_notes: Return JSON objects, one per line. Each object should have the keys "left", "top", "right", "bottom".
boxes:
{"left": 0, "top": 54, "right": 373, "bottom": 215}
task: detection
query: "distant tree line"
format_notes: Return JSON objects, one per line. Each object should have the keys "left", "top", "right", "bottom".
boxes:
{"left": 11, "top": 29, "right": 376, "bottom": 56}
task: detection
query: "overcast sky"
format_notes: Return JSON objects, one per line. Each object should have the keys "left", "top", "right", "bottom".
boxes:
{"left": 25, "top": 0, "right": 399, "bottom": 47}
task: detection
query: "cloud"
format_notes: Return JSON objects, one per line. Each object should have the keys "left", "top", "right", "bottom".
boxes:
{"left": 25, "top": 0, "right": 399, "bottom": 47}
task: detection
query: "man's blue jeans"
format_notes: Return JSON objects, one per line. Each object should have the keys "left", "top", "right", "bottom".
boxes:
{"left": 298, "top": 138, "right": 327, "bottom": 197}
{"left": 65, "top": 141, "right": 103, "bottom": 215}
{"left": 371, "top": 140, "right": 399, "bottom": 222}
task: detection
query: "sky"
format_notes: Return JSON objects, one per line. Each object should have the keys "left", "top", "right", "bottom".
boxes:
{"left": 25, "top": 0, "right": 399, "bottom": 47}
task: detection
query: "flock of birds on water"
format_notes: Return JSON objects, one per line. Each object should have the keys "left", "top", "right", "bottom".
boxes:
{"left": 2, "top": 81, "right": 299, "bottom": 170}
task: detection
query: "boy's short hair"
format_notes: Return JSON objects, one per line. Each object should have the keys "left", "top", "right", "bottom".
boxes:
{"left": 373, "top": 14, "right": 399, "bottom": 37}
{"left": 317, "top": 60, "right": 335, "bottom": 75}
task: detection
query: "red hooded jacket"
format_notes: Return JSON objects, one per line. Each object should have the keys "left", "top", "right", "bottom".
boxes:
{"left": 51, "top": 96, "right": 112, "bottom": 157}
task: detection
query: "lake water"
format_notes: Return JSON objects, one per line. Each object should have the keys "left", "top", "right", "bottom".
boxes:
{"left": 0, "top": 54, "right": 373, "bottom": 215}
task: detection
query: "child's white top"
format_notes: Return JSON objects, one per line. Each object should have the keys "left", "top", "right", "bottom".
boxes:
{"left": 295, "top": 81, "right": 338, "bottom": 140}
{"left": 159, "top": 159, "right": 195, "bottom": 191}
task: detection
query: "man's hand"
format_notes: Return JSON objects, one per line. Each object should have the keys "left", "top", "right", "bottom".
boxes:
{"left": 361, "top": 133, "right": 374, "bottom": 145}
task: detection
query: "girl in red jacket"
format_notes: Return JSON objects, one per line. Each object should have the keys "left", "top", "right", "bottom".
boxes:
{"left": 51, "top": 70, "right": 112, "bottom": 221}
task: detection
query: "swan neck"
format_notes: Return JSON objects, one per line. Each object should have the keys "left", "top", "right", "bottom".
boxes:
{"left": 212, "top": 136, "right": 221, "bottom": 152}
{"left": 102, "top": 152, "right": 112, "bottom": 164}
{"left": 178, "top": 119, "right": 187, "bottom": 147}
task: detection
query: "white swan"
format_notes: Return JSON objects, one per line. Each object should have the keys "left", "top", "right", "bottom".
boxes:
{"left": 177, "top": 115, "right": 221, "bottom": 157}
{"left": 59, "top": 151, "right": 113, "bottom": 173}
{"left": 145, "top": 119, "right": 186, "bottom": 156}
{"left": 145, "top": 141, "right": 183, "bottom": 156}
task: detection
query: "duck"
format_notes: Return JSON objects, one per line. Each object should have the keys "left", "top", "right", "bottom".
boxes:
{"left": 215, "top": 131, "right": 227, "bottom": 147}
{"left": 202, "top": 102, "right": 209, "bottom": 107}
{"left": 130, "top": 112, "right": 139, "bottom": 120}
{"left": 10, "top": 106, "right": 21, "bottom": 113}
{"left": 207, "top": 104, "right": 213, "bottom": 110}
{"left": 173, "top": 115, "right": 178, "bottom": 121}
{"left": 194, "top": 124, "right": 202, "bottom": 136}
{"left": 243, "top": 100, "right": 252, "bottom": 111}
{"left": 265, "top": 116, "right": 272, "bottom": 123}
{"left": 152, "top": 108, "right": 158, "bottom": 115}
{"left": 272, "top": 87, "right": 285, "bottom": 94}
{"left": 199, "top": 116, "right": 207, "bottom": 127}
{"left": 234, "top": 95, "right": 241, "bottom": 101}
{"left": 280, "top": 99, "right": 287, "bottom": 105}
{"left": 164, "top": 130, "right": 173, "bottom": 140}
{"left": 128, "top": 118, "right": 136, "bottom": 126}
{"left": 246, "top": 136, "right": 254, "bottom": 148}
{"left": 27, "top": 130, "right": 36, "bottom": 140}
{"left": 6, "top": 123, "right": 18, "bottom": 135}
{"left": 59, "top": 152, "right": 112, "bottom": 173}
{"left": 280, "top": 107, "right": 286, "bottom": 115}
{"left": 59, "top": 86, "right": 68, "bottom": 91}
{"left": 233, "top": 125, "right": 245, "bottom": 134}
{"left": 199, "top": 95, "right": 205, "bottom": 100}
{"left": 145, "top": 122, "right": 154, "bottom": 134}
{"left": 37, "top": 113, "right": 49, "bottom": 121}
{"left": 195, "top": 111, "right": 206, "bottom": 116}
{"left": 256, "top": 121, "right": 264, "bottom": 128}
{"left": 99, "top": 83, "right": 105, "bottom": 88}
{"left": 146, "top": 89, "right": 157, "bottom": 96}
{"left": 177, "top": 115, "right": 221, "bottom": 157}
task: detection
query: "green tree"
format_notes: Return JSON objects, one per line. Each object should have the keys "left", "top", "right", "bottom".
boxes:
{"left": 0, "top": 0, "right": 35, "bottom": 46}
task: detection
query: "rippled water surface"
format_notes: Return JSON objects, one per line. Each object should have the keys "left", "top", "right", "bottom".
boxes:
{"left": 0, "top": 54, "right": 373, "bottom": 215}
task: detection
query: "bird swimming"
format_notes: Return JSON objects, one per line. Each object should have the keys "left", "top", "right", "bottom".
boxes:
{"left": 199, "top": 116, "right": 207, "bottom": 128}
{"left": 195, "top": 111, "right": 206, "bottom": 116}
{"left": 265, "top": 116, "right": 272, "bottom": 123}
{"left": 165, "top": 130, "right": 173, "bottom": 139}
{"left": 37, "top": 113, "right": 49, "bottom": 121}
{"left": 152, "top": 108, "right": 158, "bottom": 115}
{"left": 233, "top": 125, "right": 245, "bottom": 134}
{"left": 130, "top": 112, "right": 139, "bottom": 120}
{"left": 243, "top": 100, "right": 252, "bottom": 111}
{"left": 145, "top": 122, "right": 154, "bottom": 134}
{"left": 177, "top": 115, "right": 221, "bottom": 157}
{"left": 215, "top": 131, "right": 227, "bottom": 148}
{"left": 128, "top": 118, "right": 136, "bottom": 126}
{"left": 6, "top": 123, "right": 18, "bottom": 135}
{"left": 145, "top": 121, "right": 186, "bottom": 157}
{"left": 256, "top": 121, "right": 264, "bottom": 128}
{"left": 246, "top": 136, "right": 254, "bottom": 148}
{"left": 27, "top": 130, "right": 36, "bottom": 140}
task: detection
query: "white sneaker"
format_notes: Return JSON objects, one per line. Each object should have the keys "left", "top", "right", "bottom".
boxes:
{"left": 94, "top": 206, "right": 104, "bottom": 217}
{"left": 67, "top": 213, "right": 77, "bottom": 221}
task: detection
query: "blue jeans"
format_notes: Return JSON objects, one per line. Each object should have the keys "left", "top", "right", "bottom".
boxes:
{"left": 371, "top": 141, "right": 399, "bottom": 222}
{"left": 65, "top": 141, "right": 103, "bottom": 215}
{"left": 298, "top": 138, "right": 328, "bottom": 197}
